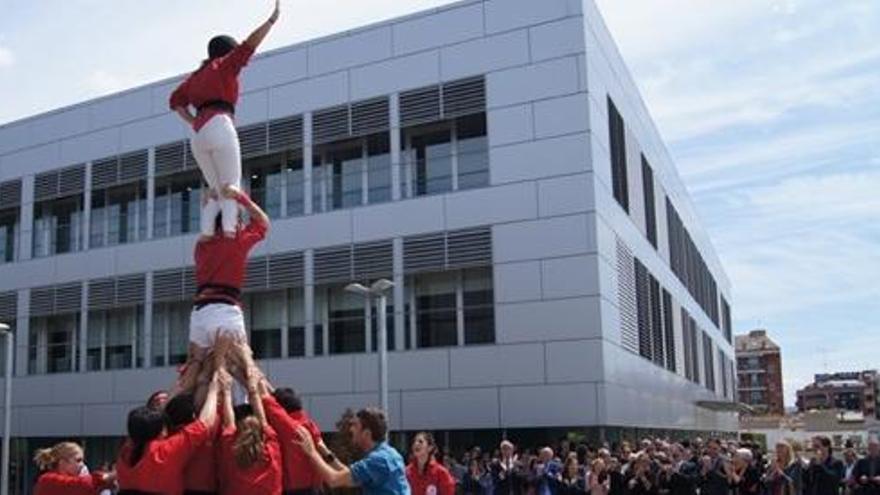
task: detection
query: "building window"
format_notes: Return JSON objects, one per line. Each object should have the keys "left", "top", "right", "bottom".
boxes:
{"left": 666, "top": 198, "right": 720, "bottom": 327}
{"left": 33, "top": 195, "right": 84, "bottom": 258}
{"left": 90, "top": 181, "right": 147, "bottom": 249}
{"left": 607, "top": 97, "right": 629, "bottom": 212}
{"left": 401, "top": 113, "right": 487, "bottom": 199}
{"left": 703, "top": 331, "right": 716, "bottom": 392}
{"left": 0, "top": 207, "right": 19, "bottom": 263}
{"left": 662, "top": 289, "right": 675, "bottom": 373}
{"left": 721, "top": 296, "right": 732, "bottom": 343}
{"left": 313, "top": 133, "right": 390, "bottom": 213}
{"left": 153, "top": 171, "right": 202, "bottom": 239}
{"left": 87, "top": 307, "right": 143, "bottom": 370}
{"left": 29, "top": 313, "right": 79, "bottom": 375}
{"left": 315, "top": 286, "right": 365, "bottom": 355}
{"left": 413, "top": 272, "right": 458, "bottom": 348}
{"left": 288, "top": 288, "right": 305, "bottom": 357}
{"left": 245, "top": 154, "right": 283, "bottom": 219}
{"left": 286, "top": 153, "right": 305, "bottom": 217}
{"left": 408, "top": 267, "right": 495, "bottom": 349}
{"left": 463, "top": 267, "right": 494, "bottom": 344}
{"left": 151, "top": 302, "right": 189, "bottom": 367}
{"left": 367, "top": 134, "right": 392, "bottom": 204}
{"left": 641, "top": 156, "right": 657, "bottom": 248}
{"left": 246, "top": 291, "right": 283, "bottom": 359}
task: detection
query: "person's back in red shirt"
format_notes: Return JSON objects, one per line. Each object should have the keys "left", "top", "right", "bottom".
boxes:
{"left": 116, "top": 420, "right": 210, "bottom": 495}
{"left": 34, "top": 472, "right": 108, "bottom": 495}
{"left": 262, "top": 393, "right": 324, "bottom": 491}
{"left": 217, "top": 421, "right": 282, "bottom": 495}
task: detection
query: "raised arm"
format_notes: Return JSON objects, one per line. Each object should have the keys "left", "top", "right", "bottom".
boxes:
{"left": 220, "top": 370, "right": 235, "bottom": 429}
{"left": 226, "top": 185, "right": 270, "bottom": 230}
{"left": 244, "top": 0, "right": 280, "bottom": 50}
{"left": 294, "top": 425, "right": 358, "bottom": 488}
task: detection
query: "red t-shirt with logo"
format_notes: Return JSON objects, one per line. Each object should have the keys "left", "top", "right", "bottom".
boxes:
{"left": 262, "top": 394, "right": 324, "bottom": 490}
{"left": 406, "top": 459, "right": 457, "bottom": 495}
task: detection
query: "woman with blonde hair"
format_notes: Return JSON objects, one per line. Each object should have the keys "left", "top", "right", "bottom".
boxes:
{"left": 217, "top": 362, "right": 282, "bottom": 494}
{"left": 764, "top": 440, "right": 803, "bottom": 495}
{"left": 33, "top": 442, "right": 114, "bottom": 495}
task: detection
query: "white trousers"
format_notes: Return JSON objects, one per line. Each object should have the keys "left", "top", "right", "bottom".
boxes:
{"left": 189, "top": 303, "right": 247, "bottom": 349}
{"left": 190, "top": 114, "right": 242, "bottom": 236}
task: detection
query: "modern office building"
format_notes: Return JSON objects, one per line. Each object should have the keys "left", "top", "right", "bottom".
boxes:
{"left": 0, "top": 0, "right": 735, "bottom": 491}
{"left": 736, "top": 329, "right": 784, "bottom": 415}
{"left": 797, "top": 370, "right": 878, "bottom": 418}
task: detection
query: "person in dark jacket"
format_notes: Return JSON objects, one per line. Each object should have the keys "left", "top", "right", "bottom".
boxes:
{"left": 852, "top": 437, "right": 880, "bottom": 495}
{"left": 670, "top": 443, "right": 700, "bottom": 495}
{"left": 804, "top": 435, "right": 845, "bottom": 495}
{"left": 700, "top": 439, "right": 732, "bottom": 495}
{"left": 491, "top": 440, "right": 524, "bottom": 495}
{"left": 729, "top": 448, "right": 762, "bottom": 495}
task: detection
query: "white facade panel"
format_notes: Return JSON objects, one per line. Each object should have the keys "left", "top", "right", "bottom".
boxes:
{"left": 402, "top": 387, "right": 499, "bottom": 430}
{"left": 487, "top": 104, "right": 534, "bottom": 147}
{"left": 529, "top": 16, "right": 587, "bottom": 62}
{"left": 536, "top": 173, "right": 594, "bottom": 218}
{"left": 308, "top": 27, "right": 393, "bottom": 77}
{"left": 449, "top": 343, "right": 545, "bottom": 387}
{"left": 541, "top": 254, "right": 600, "bottom": 299}
{"left": 350, "top": 50, "right": 441, "bottom": 100}
{"left": 444, "top": 181, "right": 537, "bottom": 230}
{"left": 493, "top": 261, "right": 542, "bottom": 304}
{"left": 497, "top": 296, "right": 602, "bottom": 343}
{"left": 500, "top": 382, "right": 598, "bottom": 427}
{"left": 392, "top": 3, "right": 485, "bottom": 56}
{"left": 490, "top": 133, "right": 589, "bottom": 185}
{"left": 487, "top": 57, "right": 580, "bottom": 109}
{"left": 485, "top": 0, "right": 582, "bottom": 34}
{"left": 440, "top": 30, "right": 530, "bottom": 81}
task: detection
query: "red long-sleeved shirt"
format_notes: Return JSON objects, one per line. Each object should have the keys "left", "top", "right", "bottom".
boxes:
{"left": 406, "top": 459, "right": 457, "bottom": 495}
{"left": 183, "top": 425, "right": 219, "bottom": 493}
{"left": 34, "top": 472, "right": 108, "bottom": 495}
{"left": 262, "top": 395, "right": 324, "bottom": 490}
{"left": 217, "top": 423, "right": 283, "bottom": 495}
{"left": 194, "top": 220, "right": 267, "bottom": 304}
{"left": 116, "top": 420, "right": 210, "bottom": 495}
{"left": 169, "top": 43, "right": 255, "bottom": 131}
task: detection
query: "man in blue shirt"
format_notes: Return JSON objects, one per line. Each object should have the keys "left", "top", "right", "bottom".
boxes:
{"left": 295, "top": 407, "right": 411, "bottom": 495}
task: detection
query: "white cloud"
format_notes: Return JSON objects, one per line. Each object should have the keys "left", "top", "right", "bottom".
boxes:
{"left": 0, "top": 46, "right": 14, "bottom": 68}
{"left": 85, "top": 70, "right": 140, "bottom": 95}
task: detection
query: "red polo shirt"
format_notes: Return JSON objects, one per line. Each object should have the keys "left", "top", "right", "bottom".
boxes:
{"left": 169, "top": 42, "right": 256, "bottom": 131}
{"left": 194, "top": 220, "right": 267, "bottom": 303}
{"left": 183, "top": 425, "right": 219, "bottom": 493}
{"left": 406, "top": 459, "right": 457, "bottom": 495}
{"left": 34, "top": 472, "right": 108, "bottom": 495}
{"left": 218, "top": 423, "right": 282, "bottom": 495}
{"left": 262, "top": 395, "right": 324, "bottom": 491}
{"left": 116, "top": 419, "right": 210, "bottom": 495}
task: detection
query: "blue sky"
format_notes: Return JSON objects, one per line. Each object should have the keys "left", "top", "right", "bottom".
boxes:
{"left": 1, "top": 1, "right": 877, "bottom": 406}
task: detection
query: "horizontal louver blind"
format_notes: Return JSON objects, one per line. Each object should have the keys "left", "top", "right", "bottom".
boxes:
{"left": 31, "top": 283, "right": 83, "bottom": 316}
{"left": 0, "top": 291, "right": 17, "bottom": 322}
{"left": 91, "top": 157, "right": 119, "bottom": 189}
{"left": 442, "top": 76, "right": 485, "bottom": 118}
{"left": 88, "top": 278, "right": 116, "bottom": 309}
{"left": 616, "top": 238, "right": 639, "bottom": 354}
{"left": 243, "top": 256, "right": 269, "bottom": 292}
{"left": 117, "top": 274, "right": 146, "bottom": 305}
{"left": 351, "top": 97, "right": 390, "bottom": 137}
{"left": 0, "top": 179, "right": 22, "bottom": 209}
{"left": 353, "top": 240, "right": 393, "bottom": 281}
{"left": 155, "top": 141, "right": 186, "bottom": 177}
{"left": 403, "top": 232, "right": 446, "bottom": 273}
{"left": 404, "top": 227, "right": 492, "bottom": 274}
{"left": 313, "top": 105, "right": 350, "bottom": 145}
{"left": 314, "top": 245, "right": 353, "bottom": 284}
{"left": 268, "top": 115, "right": 303, "bottom": 152}
{"left": 59, "top": 165, "right": 85, "bottom": 196}
{"left": 446, "top": 227, "right": 491, "bottom": 269}
{"left": 268, "top": 251, "right": 304, "bottom": 287}
{"left": 400, "top": 85, "right": 441, "bottom": 127}
{"left": 238, "top": 123, "right": 268, "bottom": 158}
{"left": 119, "top": 149, "right": 149, "bottom": 183}
{"left": 152, "top": 268, "right": 185, "bottom": 302}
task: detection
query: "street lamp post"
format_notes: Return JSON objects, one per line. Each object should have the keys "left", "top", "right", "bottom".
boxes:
{"left": 345, "top": 280, "right": 394, "bottom": 417}
{"left": 0, "top": 322, "right": 12, "bottom": 495}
